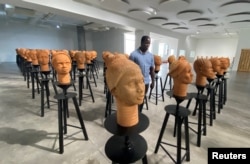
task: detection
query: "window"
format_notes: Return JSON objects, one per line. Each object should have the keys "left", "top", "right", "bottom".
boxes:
{"left": 124, "top": 33, "right": 135, "bottom": 55}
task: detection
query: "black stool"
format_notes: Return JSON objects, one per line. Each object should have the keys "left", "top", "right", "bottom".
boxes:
{"left": 104, "top": 113, "right": 149, "bottom": 164}
{"left": 78, "top": 69, "right": 95, "bottom": 106}
{"left": 154, "top": 96, "right": 190, "bottom": 164}
{"left": 185, "top": 87, "right": 208, "bottom": 147}
{"left": 54, "top": 83, "right": 88, "bottom": 154}
{"left": 149, "top": 73, "right": 164, "bottom": 105}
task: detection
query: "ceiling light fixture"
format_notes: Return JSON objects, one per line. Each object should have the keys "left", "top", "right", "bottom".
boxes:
{"left": 128, "top": 7, "right": 157, "bottom": 16}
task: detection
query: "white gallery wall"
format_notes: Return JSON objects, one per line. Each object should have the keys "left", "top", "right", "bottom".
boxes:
{"left": 232, "top": 29, "right": 250, "bottom": 71}
{"left": 195, "top": 37, "right": 238, "bottom": 64}
{"left": 0, "top": 20, "right": 78, "bottom": 62}
{"left": 91, "top": 28, "right": 125, "bottom": 62}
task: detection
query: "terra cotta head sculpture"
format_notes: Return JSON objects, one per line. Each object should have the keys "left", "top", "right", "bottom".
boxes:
{"left": 210, "top": 57, "right": 224, "bottom": 76}
{"left": 51, "top": 52, "right": 72, "bottom": 85}
{"left": 75, "top": 51, "right": 86, "bottom": 70}
{"left": 37, "top": 49, "right": 50, "bottom": 72}
{"left": 154, "top": 55, "right": 162, "bottom": 73}
{"left": 105, "top": 54, "right": 145, "bottom": 127}
{"left": 193, "top": 58, "right": 215, "bottom": 87}
{"left": 169, "top": 57, "right": 193, "bottom": 98}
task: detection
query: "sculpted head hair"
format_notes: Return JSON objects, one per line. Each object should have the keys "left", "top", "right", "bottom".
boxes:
{"left": 105, "top": 54, "right": 140, "bottom": 93}
{"left": 169, "top": 58, "right": 190, "bottom": 79}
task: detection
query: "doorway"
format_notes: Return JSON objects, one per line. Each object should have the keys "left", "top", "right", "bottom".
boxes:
{"left": 237, "top": 49, "right": 250, "bottom": 72}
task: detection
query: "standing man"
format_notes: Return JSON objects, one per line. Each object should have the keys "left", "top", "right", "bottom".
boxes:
{"left": 130, "top": 35, "right": 155, "bottom": 112}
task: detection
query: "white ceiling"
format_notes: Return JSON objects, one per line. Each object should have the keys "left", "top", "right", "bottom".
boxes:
{"left": 1, "top": 0, "right": 250, "bottom": 38}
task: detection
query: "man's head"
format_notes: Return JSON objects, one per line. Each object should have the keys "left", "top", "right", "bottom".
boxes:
{"left": 140, "top": 35, "right": 151, "bottom": 53}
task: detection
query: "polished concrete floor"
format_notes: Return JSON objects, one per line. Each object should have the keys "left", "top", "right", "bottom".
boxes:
{"left": 0, "top": 62, "right": 249, "bottom": 164}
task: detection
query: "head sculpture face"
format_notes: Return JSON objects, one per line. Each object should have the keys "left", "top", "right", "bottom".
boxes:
{"left": 169, "top": 58, "right": 193, "bottom": 98}
{"left": 52, "top": 52, "right": 72, "bottom": 74}
{"left": 154, "top": 55, "right": 162, "bottom": 72}
{"left": 52, "top": 52, "right": 72, "bottom": 84}
{"left": 194, "top": 58, "right": 215, "bottom": 83}
{"left": 105, "top": 54, "right": 145, "bottom": 127}
{"left": 105, "top": 54, "right": 145, "bottom": 105}
{"left": 75, "top": 51, "right": 86, "bottom": 69}
{"left": 37, "top": 50, "right": 50, "bottom": 71}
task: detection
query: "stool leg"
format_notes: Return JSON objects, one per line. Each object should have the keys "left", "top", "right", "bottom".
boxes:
{"left": 86, "top": 75, "right": 95, "bottom": 102}
{"left": 41, "top": 81, "right": 45, "bottom": 117}
{"left": 162, "top": 74, "right": 168, "bottom": 92}
{"left": 218, "top": 81, "right": 222, "bottom": 113}
{"left": 184, "top": 117, "right": 190, "bottom": 161}
{"left": 160, "top": 77, "right": 164, "bottom": 102}
{"left": 202, "top": 100, "right": 207, "bottom": 136}
{"left": 142, "top": 155, "right": 148, "bottom": 164}
{"left": 78, "top": 76, "right": 83, "bottom": 106}
{"left": 31, "top": 71, "right": 35, "bottom": 99}
{"left": 148, "top": 88, "right": 152, "bottom": 99}
{"left": 58, "top": 99, "right": 64, "bottom": 154}
{"left": 208, "top": 88, "right": 213, "bottom": 126}
{"left": 154, "top": 113, "right": 170, "bottom": 154}
{"left": 176, "top": 115, "right": 182, "bottom": 164}
{"left": 72, "top": 97, "right": 89, "bottom": 140}
{"left": 45, "top": 81, "right": 50, "bottom": 108}
{"left": 63, "top": 99, "right": 68, "bottom": 134}
{"left": 155, "top": 76, "right": 158, "bottom": 105}
{"left": 223, "top": 78, "right": 227, "bottom": 105}
{"left": 35, "top": 72, "right": 40, "bottom": 94}
{"left": 197, "top": 99, "right": 202, "bottom": 147}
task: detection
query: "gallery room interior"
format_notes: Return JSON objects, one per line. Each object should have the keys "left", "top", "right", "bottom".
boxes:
{"left": 0, "top": 0, "right": 250, "bottom": 164}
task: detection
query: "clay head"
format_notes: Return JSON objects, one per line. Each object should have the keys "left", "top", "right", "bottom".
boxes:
{"left": 37, "top": 49, "right": 50, "bottom": 71}
{"left": 69, "top": 50, "right": 79, "bottom": 61}
{"left": 52, "top": 52, "right": 72, "bottom": 74}
{"left": 105, "top": 54, "right": 145, "bottom": 106}
{"left": 210, "top": 57, "right": 223, "bottom": 75}
{"left": 194, "top": 58, "right": 215, "bottom": 79}
{"left": 52, "top": 52, "right": 72, "bottom": 84}
{"left": 169, "top": 58, "right": 193, "bottom": 84}
{"left": 220, "top": 57, "right": 230, "bottom": 72}
{"left": 75, "top": 51, "right": 86, "bottom": 69}
{"left": 154, "top": 55, "right": 162, "bottom": 72}
{"left": 85, "top": 51, "right": 92, "bottom": 64}
{"left": 169, "top": 58, "right": 193, "bottom": 97}
{"left": 90, "top": 51, "right": 97, "bottom": 60}
{"left": 168, "top": 55, "right": 176, "bottom": 65}
{"left": 194, "top": 58, "right": 215, "bottom": 86}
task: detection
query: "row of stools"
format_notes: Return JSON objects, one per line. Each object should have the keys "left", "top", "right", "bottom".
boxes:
{"left": 16, "top": 55, "right": 101, "bottom": 154}
{"left": 154, "top": 74, "right": 228, "bottom": 163}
